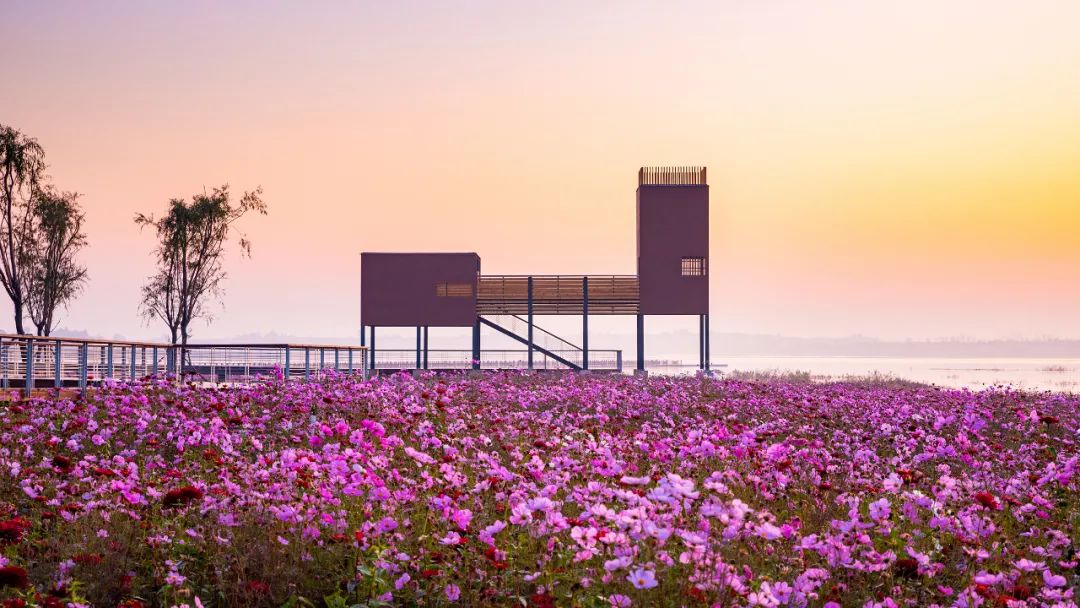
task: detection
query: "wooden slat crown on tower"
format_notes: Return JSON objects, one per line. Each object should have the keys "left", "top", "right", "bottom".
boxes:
{"left": 637, "top": 166, "right": 707, "bottom": 186}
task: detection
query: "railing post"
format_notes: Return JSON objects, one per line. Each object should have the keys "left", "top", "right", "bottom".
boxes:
{"left": 423, "top": 326, "right": 429, "bottom": 370}
{"left": 54, "top": 340, "right": 62, "bottom": 389}
{"left": 24, "top": 338, "right": 34, "bottom": 398}
{"left": 334, "top": 348, "right": 339, "bottom": 372}
{"left": 284, "top": 346, "right": 291, "bottom": 381}
{"left": 319, "top": 348, "right": 325, "bottom": 379}
{"left": 415, "top": 326, "right": 421, "bottom": 370}
{"left": 347, "top": 348, "right": 353, "bottom": 375}
{"left": 107, "top": 343, "right": 114, "bottom": 380}
{"left": 370, "top": 327, "right": 376, "bottom": 372}
{"left": 152, "top": 346, "right": 158, "bottom": 376}
{"left": 304, "top": 347, "right": 310, "bottom": 382}
{"left": 79, "top": 343, "right": 88, "bottom": 391}
{"left": 616, "top": 350, "right": 623, "bottom": 372}
{"left": 2, "top": 339, "right": 8, "bottom": 390}
{"left": 130, "top": 345, "right": 137, "bottom": 381}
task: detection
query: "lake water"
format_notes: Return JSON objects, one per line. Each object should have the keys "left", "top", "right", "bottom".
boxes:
{"left": 654, "top": 357, "right": 1080, "bottom": 392}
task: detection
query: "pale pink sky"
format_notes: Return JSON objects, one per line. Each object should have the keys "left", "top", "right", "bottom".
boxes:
{"left": 2, "top": 0, "right": 1079, "bottom": 342}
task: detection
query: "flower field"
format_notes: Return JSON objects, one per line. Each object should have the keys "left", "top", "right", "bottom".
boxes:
{"left": 0, "top": 372, "right": 1076, "bottom": 607}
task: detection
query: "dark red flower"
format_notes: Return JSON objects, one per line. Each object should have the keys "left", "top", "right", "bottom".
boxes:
{"left": 420, "top": 568, "right": 441, "bottom": 579}
{"left": 893, "top": 557, "right": 919, "bottom": 579}
{"left": 162, "top": 485, "right": 204, "bottom": 508}
{"left": 73, "top": 552, "right": 103, "bottom": 565}
{"left": 244, "top": 580, "right": 271, "bottom": 593}
{"left": 684, "top": 585, "right": 707, "bottom": 601}
{"left": 0, "top": 517, "right": 31, "bottom": 545}
{"left": 354, "top": 530, "right": 364, "bottom": 543}
{"left": 974, "top": 492, "right": 1001, "bottom": 510}
{"left": 2, "top": 598, "right": 26, "bottom": 608}
{"left": 0, "top": 566, "right": 29, "bottom": 589}
{"left": 530, "top": 592, "right": 555, "bottom": 608}
{"left": 51, "top": 454, "right": 73, "bottom": 473}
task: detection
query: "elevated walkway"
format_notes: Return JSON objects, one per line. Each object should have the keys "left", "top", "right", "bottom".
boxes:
{"left": 478, "top": 275, "right": 639, "bottom": 315}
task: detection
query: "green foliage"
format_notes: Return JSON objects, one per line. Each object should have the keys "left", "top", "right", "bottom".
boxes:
{"left": 135, "top": 184, "right": 266, "bottom": 345}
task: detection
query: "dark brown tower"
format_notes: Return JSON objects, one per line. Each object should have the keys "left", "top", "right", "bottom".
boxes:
{"left": 636, "top": 167, "right": 709, "bottom": 315}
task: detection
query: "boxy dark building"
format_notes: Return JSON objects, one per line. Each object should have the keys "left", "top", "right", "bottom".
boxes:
{"left": 360, "top": 167, "right": 710, "bottom": 372}
{"left": 360, "top": 253, "right": 479, "bottom": 327}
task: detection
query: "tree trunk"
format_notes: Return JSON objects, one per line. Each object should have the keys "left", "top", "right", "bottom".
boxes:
{"left": 13, "top": 301, "right": 24, "bottom": 335}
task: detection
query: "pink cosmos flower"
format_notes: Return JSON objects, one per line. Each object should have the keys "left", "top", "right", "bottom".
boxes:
{"left": 1042, "top": 569, "right": 1066, "bottom": 587}
{"left": 627, "top": 567, "right": 658, "bottom": 589}
{"left": 869, "top": 498, "right": 891, "bottom": 522}
{"left": 445, "top": 583, "right": 461, "bottom": 601}
{"left": 450, "top": 508, "right": 472, "bottom": 531}
{"left": 759, "top": 522, "right": 782, "bottom": 540}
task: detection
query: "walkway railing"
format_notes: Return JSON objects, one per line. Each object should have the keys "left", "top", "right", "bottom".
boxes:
{"left": 372, "top": 348, "right": 623, "bottom": 372}
{"left": 0, "top": 334, "right": 369, "bottom": 396}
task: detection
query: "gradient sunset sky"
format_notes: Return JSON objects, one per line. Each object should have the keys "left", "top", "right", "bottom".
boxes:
{"left": 3, "top": 0, "right": 1079, "bottom": 343}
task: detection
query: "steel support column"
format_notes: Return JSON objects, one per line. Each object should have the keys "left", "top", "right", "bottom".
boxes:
{"left": 699, "top": 314, "right": 705, "bottom": 370}
{"left": 471, "top": 318, "right": 481, "bottom": 370}
{"left": 370, "top": 327, "right": 376, "bottom": 371}
{"left": 704, "top": 313, "right": 710, "bottom": 372}
{"left": 527, "top": 276, "right": 534, "bottom": 370}
{"left": 636, "top": 314, "right": 645, "bottom": 372}
{"left": 582, "top": 277, "right": 589, "bottom": 371}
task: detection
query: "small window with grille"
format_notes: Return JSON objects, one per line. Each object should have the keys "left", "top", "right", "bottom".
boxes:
{"left": 681, "top": 257, "right": 706, "bottom": 276}
{"left": 436, "top": 282, "right": 473, "bottom": 297}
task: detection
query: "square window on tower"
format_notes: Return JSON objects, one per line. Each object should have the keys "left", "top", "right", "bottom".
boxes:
{"left": 681, "top": 257, "right": 706, "bottom": 277}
